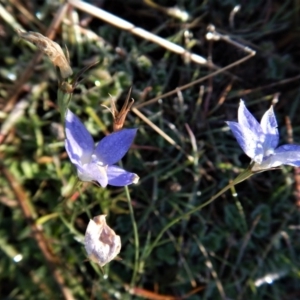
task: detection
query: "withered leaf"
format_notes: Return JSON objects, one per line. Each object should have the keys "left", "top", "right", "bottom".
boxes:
{"left": 16, "top": 29, "right": 73, "bottom": 78}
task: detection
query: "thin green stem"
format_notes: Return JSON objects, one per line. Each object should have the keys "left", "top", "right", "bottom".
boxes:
{"left": 124, "top": 185, "right": 140, "bottom": 287}
{"left": 145, "top": 168, "right": 254, "bottom": 258}
{"left": 57, "top": 86, "right": 72, "bottom": 125}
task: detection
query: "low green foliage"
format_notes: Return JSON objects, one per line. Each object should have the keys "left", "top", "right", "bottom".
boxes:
{"left": 1, "top": 1, "right": 300, "bottom": 299}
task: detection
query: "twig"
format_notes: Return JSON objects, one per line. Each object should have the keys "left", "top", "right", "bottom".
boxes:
{"left": 68, "top": 0, "right": 212, "bottom": 67}
{"left": 194, "top": 236, "right": 226, "bottom": 300}
{"left": 134, "top": 48, "right": 255, "bottom": 109}
{"left": 227, "top": 74, "right": 300, "bottom": 99}
{"left": 9, "top": 0, "right": 47, "bottom": 31}
{"left": 132, "top": 107, "right": 194, "bottom": 161}
{"left": 208, "top": 80, "right": 233, "bottom": 116}
{"left": 2, "top": 166, "right": 74, "bottom": 300}
{"left": 0, "top": 3, "right": 24, "bottom": 30}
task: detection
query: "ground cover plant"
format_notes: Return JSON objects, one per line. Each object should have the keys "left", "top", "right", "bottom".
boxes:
{"left": 1, "top": 0, "right": 300, "bottom": 299}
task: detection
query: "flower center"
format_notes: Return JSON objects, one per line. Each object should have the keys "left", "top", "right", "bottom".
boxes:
{"left": 264, "top": 148, "right": 274, "bottom": 157}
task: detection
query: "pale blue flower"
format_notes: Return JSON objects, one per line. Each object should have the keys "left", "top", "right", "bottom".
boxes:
{"left": 65, "top": 109, "right": 139, "bottom": 187}
{"left": 227, "top": 100, "right": 300, "bottom": 171}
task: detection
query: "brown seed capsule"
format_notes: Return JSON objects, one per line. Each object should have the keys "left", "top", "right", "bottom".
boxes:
{"left": 16, "top": 29, "right": 73, "bottom": 78}
{"left": 103, "top": 87, "right": 134, "bottom": 132}
{"left": 84, "top": 215, "right": 121, "bottom": 267}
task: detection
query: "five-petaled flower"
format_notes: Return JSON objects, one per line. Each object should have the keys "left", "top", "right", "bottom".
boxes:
{"left": 65, "top": 109, "right": 139, "bottom": 187}
{"left": 227, "top": 100, "right": 300, "bottom": 171}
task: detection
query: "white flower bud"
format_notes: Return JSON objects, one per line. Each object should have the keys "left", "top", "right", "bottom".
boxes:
{"left": 84, "top": 215, "right": 121, "bottom": 267}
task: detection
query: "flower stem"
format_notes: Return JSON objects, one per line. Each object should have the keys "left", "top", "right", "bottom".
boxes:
{"left": 57, "top": 87, "right": 72, "bottom": 125}
{"left": 145, "top": 168, "right": 254, "bottom": 258}
{"left": 124, "top": 185, "right": 140, "bottom": 287}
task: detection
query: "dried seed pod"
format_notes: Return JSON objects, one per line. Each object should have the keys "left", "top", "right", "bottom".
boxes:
{"left": 16, "top": 29, "right": 73, "bottom": 78}
{"left": 84, "top": 215, "right": 121, "bottom": 267}
{"left": 103, "top": 88, "right": 134, "bottom": 132}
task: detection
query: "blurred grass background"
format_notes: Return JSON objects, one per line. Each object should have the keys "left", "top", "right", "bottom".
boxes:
{"left": 1, "top": 0, "right": 300, "bottom": 299}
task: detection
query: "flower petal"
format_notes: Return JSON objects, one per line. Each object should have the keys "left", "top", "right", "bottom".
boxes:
{"left": 65, "top": 109, "right": 94, "bottom": 164}
{"left": 238, "top": 100, "right": 263, "bottom": 138}
{"left": 95, "top": 128, "right": 137, "bottom": 165}
{"left": 107, "top": 165, "right": 139, "bottom": 186}
{"left": 227, "top": 121, "right": 264, "bottom": 163}
{"left": 253, "top": 144, "right": 300, "bottom": 171}
{"left": 76, "top": 162, "right": 108, "bottom": 187}
{"left": 260, "top": 106, "right": 279, "bottom": 150}
{"left": 65, "top": 138, "right": 81, "bottom": 167}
